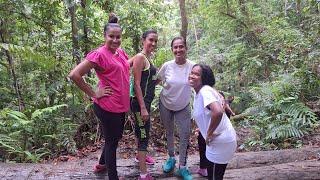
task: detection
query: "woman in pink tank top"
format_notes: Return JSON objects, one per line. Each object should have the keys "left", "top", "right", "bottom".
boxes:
{"left": 68, "top": 14, "right": 129, "bottom": 180}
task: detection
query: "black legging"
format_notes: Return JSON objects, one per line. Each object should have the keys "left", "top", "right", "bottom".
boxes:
{"left": 207, "top": 161, "right": 227, "bottom": 180}
{"left": 93, "top": 103, "right": 125, "bottom": 180}
{"left": 198, "top": 133, "right": 210, "bottom": 169}
{"left": 198, "top": 133, "right": 228, "bottom": 180}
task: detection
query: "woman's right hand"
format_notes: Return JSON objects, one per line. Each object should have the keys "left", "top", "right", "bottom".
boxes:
{"left": 205, "top": 131, "right": 221, "bottom": 145}
{"left": 95, "top": 85, "right": 113, "bottom": 99}
{"left": 140, "top": 108, "right": 149, "bottom": 122}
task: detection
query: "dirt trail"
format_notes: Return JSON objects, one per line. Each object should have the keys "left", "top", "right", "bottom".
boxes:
{"left": 0, "top": 146, "right": 319, "bottom": 180}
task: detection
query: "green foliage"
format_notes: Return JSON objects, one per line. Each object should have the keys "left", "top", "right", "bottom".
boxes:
{"left": 186, "top": 0, "right": 319, "bottom": 149}
{"left": 0, "top": 0, "right": 319, "bottom": 161}
{"left": 115, "top": 0, "right": 173, "bottom": 55}
{"left": 151, "top": 85, "right": 162, "bottom": 116}
{"left": 153, "top": 47, "right": 172, "bottom": 67}
{"left": 246, "top": 73, "right": 319, "bottom": 148}
{"left": 0, "top": 105, "right": 77, "bottom": 162}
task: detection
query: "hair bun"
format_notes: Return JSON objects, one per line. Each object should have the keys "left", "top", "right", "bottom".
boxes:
{"left": 108, "top": 13, "right": 118, "bottom": 23}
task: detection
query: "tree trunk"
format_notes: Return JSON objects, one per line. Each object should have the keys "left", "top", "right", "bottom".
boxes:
{"left": 132, "top": 11, "right": 140, "bottom": 54}
{"left": 132, "top": 33, "right": 140, "bottom": 54}
{"left": 224, "top": 160, "right": 320, "bottom": 180}
{"left": 238, "top": 0, "right": 249, "bottom": 22}
{"left": 68, "top": 2, "right": 81, "bottom": 64}
{"left": 192, "top": 18, "right": 198, "bottom": 57}
{"left": 284, "top": 0, "right": 288, "bottom": 16}
{"left": 296, "top": 0, "right": 302, "bottom": 24}
{"left": 296, "top": 0, "right": 301, "bottom": 14}
{"left": 81, "top": 0, "right": 89, "bottom": 56}
{"left": 0, "top": 21, "right": 25, "bottom": 111}
{"left": 226, "top": 0, "right": 231, "bottom": 14}
{"left": 101, "top": 0, "right": 114, "bottom": 12}
{"left": 4, "top": 49, "right": 25, "bottom": 111}
{"left": 228, "top": 147, "right": 320, "bottom": 169}
{"left": 231, "top": 113, "right": 248, "bottom": 121}
{"left": 178, "top": 0, "right": 188, "bottom": 41}
{"left": 80, "top": 0, "right": 91, "bottom": 77}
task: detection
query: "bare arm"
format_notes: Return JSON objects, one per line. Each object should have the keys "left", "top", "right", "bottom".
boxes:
{"left": 156, "top": 64, "right": 165, "bottom": 85}
{"left": 68, "top": 60, "right": 111, "bottom": 98}
{"left": 132, "top": 55, "right": 149, "bottom": 121}
{"left": 128, "top": 57, "right": 133, "bottom": 67}
{"left": 206, "top": 102, "right": 224, "bottom": 144}
{"left": 225, "top": 103, "right": 235, "bottom": 116}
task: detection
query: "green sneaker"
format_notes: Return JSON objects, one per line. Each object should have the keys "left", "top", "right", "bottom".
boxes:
{"left": 162, "top": 157, "right": 176, "bottom": 173}
{"left": 176, "top": 167, "right": 193, "bottom": 180}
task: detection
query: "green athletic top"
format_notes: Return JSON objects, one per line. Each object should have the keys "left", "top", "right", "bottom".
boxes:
{"left": 130, "top": 53, "right": 157, "bottom": 112}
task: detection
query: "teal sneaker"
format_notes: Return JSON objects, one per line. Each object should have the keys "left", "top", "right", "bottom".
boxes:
{"left": 162, "top": 157, "right": 176, "bottom": 173}
{"left": 176, "top": 167, "right": 193, "bottom": 180}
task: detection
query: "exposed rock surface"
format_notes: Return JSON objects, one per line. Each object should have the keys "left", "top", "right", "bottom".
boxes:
{"left": 0, "top": 146, "right": 319, "bottom": 179}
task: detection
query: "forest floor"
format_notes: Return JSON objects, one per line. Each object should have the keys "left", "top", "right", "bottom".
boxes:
{"left": 0, "top": 145, "right": 319, "bottom": 179}
{"left": 1, "top": 117, "right": 320, "bottom": 179}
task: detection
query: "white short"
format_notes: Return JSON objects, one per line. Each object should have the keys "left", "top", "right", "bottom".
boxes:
{"left": 206, "top": 141, "right": 237, "bottom": 164}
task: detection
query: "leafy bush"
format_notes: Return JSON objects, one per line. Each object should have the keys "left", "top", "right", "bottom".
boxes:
{"left": 245, "top": 73, "right": 319, "bottom": 149}
{"left": 0, "top": 104, "right": 77, "bottom": 162}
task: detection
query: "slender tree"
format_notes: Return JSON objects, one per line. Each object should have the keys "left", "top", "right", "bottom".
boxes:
{"left": 178, "top": 0, "right": 188, "bottom": 41}
{"left": 67, "top": 1, "right": 81, "bottom": 64}
{"left": 0, "top": 5, "right": 25, "bottom": 111}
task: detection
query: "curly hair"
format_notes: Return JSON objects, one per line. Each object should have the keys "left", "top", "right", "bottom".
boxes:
{"left": 193, "top": 64, "right": 215, "bottom": 87}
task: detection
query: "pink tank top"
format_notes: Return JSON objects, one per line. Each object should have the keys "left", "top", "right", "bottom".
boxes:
{"left": 86, "top": 45, "right": 130, "bottom": 113}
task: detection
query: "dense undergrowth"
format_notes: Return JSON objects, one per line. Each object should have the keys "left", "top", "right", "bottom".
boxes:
{"left": 0, "top": 0, "right": 319, "bottom": 162}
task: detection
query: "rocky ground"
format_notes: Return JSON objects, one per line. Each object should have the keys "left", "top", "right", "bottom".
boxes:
{"left": 1, "top": 114, "right": 320, "bottom": 180}
{"left": 0, "top": 146, "right": 319, "bottom": 180}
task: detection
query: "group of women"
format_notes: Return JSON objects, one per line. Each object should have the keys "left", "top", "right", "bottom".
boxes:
{"left": 69, "top": 14, "right": 237, "bottom": 180}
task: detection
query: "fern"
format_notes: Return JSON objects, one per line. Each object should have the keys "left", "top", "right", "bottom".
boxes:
{"left": 0, "top": 104, "right": 76, "bottom": 162}
{"left": 282, "top": 102, "right": 318, "bottom": 126}
{"left": 31, "top": 104, "right": 67, "bottom": 120}
{"left": 266, "top": 121, "right": 306, "bottom": 140}
{"left": 7, "top": 111, "right": 31, "bottom": 126}
{"left": 0, "top": 134, "right": 18, "bottom": 151}
{"left": 246, "top": 72, "right": 319, "bottom": 147}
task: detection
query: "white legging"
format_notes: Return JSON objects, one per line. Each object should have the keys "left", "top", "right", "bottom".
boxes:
{"left": 159, "top": 100, "right": 191, "bottom": 166}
